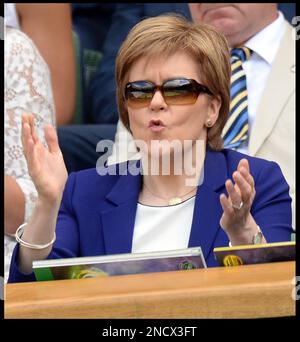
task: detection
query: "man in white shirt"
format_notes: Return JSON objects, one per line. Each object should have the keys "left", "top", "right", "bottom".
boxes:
{"left": 111, "top": 3, "right": 295, "bottom": 228}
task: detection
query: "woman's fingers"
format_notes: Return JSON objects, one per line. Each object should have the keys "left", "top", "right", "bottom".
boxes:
{"left": 21, "top": 117, "right": 32, "bottom": 159}
{"left": 237, "top": 159, "right": 254, "bottom": 188}
{"left": 222, "top": 159, "right": 255, "bottom": 215}
{"left": 21, "top": 118, "right": 28, "bottom": 157}
{"left": 44, "top": 124, "right": 60, "bottom": 153}
{"left": 22, "top": 122, "right": 39, "bottom": 175}
{"left": 22, "top": 113, "right": 30, "bottom": 125}
{"left": 237, "top": 158, "right": 250, "bottom": 173}
{"left": 225, "top": 179, "right": 242, "bottom": 209}
{"left": 232, "top": 171, "right": 252, "bottom": 203}
{"left": 21, "top": 113, "right": 35, "bottom": 151}
{"left": 220, "top": 159, "right": 256, "bottom": 233}
{"left": 22, "top": 112, "right": 39, "bottom": 145}
{"left": 21, "top": 113, "right": 43, "bottom": 175}
{"left": 220, "top": 193, "right": 234, "bottom": 215}
{"left": 239, "top": 166, "right": 255, "bottom": 190}
{"left": 22, "top": 114, "right": 60, "bottom": 155}
{"left": 28, "top": 113, "right": 39, "bottom": 144}
{"left": 26, "top": 135, "right": 38, "bottom": 175}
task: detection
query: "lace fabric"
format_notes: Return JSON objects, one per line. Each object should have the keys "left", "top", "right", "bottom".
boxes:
{"left": 4, "top": 27, "right": 56, "bottom": 282}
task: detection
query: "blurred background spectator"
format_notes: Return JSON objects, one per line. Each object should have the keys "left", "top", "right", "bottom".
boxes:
{"left": 71, "top": 4, "right": 117, "bottom": 122}
{"left": 5, "top": 3, "right": 76, "bottom": 125}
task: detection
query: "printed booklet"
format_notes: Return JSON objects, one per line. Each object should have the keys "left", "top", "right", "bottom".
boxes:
{"left": 213, "top": 241, "right": 295, "bottom": 267}
{"left": 33, "top": 246, "right": 207, "bottom": 281}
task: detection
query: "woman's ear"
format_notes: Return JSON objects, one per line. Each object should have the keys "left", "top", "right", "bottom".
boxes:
{"left": 206, "top": 95, "right": 221, "bottom": 127}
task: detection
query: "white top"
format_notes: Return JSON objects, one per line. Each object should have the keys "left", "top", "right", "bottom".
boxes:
{"left": 4, "top": 28, "right": 56, "bottom": 282}
{"left": 4, "top": 3, "right": 20, "bottom": 29}
{"left": 132, "top": 196, "right": 196, "bottom": 253}
{"left": 236, "top": 11, "right": 287, "bottom": 154}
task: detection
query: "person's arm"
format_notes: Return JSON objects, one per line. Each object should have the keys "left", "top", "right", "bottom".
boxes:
{"left": 16, "top": 4, "right": 76, "bottom": 125}
{"left": 4, "top": 175, "right": 25, "bottom": 236}
{"left": 16, "top": 113, "right": 68, "bottom": 274}
{"left": 8, "top": 169, "right": 80, "bottom": 283}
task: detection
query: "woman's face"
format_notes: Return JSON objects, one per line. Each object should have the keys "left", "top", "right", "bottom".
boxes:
{"left": 126, "top": 51, "right": 220, "bottom": 158}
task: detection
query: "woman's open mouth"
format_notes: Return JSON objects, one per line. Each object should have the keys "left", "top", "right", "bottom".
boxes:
{"left": 148, "top": 119, "right": 166, "bottom": 132}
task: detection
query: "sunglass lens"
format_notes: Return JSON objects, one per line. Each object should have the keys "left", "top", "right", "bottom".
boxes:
{"left": 163, "top": 79, "right": 198, "bottom": 105}
{"left": 126, "top": 82, "right": 154, "bottom": 108}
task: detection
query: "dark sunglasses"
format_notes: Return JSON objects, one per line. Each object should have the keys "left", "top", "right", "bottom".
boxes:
{"left": 124, "top": 78, "right": 213, "bottom": 108}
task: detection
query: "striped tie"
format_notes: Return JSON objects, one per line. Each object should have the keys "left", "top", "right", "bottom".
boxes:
{"left": 222, "top": 47, "right": 253, "bottom": 149}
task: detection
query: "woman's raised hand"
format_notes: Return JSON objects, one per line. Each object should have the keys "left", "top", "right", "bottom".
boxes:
{"left": 21, "top": 113, "right": 68, "bottom": 204}
{"left": 219, "top": 158, "right": 258, "bottom": 243}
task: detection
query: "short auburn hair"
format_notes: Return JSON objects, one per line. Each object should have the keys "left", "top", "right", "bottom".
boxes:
{"left": 116, "top": 14, "right": 230, "bottom": 150}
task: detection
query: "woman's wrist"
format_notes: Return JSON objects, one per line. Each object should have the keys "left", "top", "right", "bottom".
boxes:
{"left": 17, "top": 196, "right": 60, "bottom": 273}
{"left": 225, "top": 214, "right": 260, "bottom": 245}
{"left": 37, "top": 194, "right": 62, "bottom": 211}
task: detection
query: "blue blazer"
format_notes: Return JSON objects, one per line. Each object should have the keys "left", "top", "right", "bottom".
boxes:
{"left": 8, "top": 149, "right": 293, "bottom": 283}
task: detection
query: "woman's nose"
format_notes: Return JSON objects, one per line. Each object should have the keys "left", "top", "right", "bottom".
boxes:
{"left": 149, "top": 89, "right": 167, "bottom": 111}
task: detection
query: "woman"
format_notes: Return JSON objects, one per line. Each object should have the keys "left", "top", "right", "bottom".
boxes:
{"left": 5, "top": 26, "right": 56, "bottom": 282}
{"left": 8, "top": 15, "right": 292, "bottom": 283}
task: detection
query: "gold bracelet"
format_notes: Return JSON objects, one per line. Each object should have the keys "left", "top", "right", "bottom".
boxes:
{"left": 15, "top": 223, "right": 56, "bottom": 250}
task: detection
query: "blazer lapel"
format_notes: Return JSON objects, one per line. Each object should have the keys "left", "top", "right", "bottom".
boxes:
{"left": 188, "top": 150, "right": 227, "bottom": 259}
{"left": 100, "top": 162, "right": 142, "bottom": 255}
{"left": 249, "top": 23, "right": 295, "bottom": 156}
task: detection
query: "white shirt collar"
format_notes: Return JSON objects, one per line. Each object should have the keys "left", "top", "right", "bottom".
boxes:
{"left": 245, "top": 11, "right": 287, "bottom": 65}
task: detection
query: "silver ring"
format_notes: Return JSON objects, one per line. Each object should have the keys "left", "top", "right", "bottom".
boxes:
{"left": 232, "top": 201, "right": 243, "bottom": 210}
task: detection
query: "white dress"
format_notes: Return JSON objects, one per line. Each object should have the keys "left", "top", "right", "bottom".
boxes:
{"left": 4, "top": 27, "right": 56, "bottom": 282}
